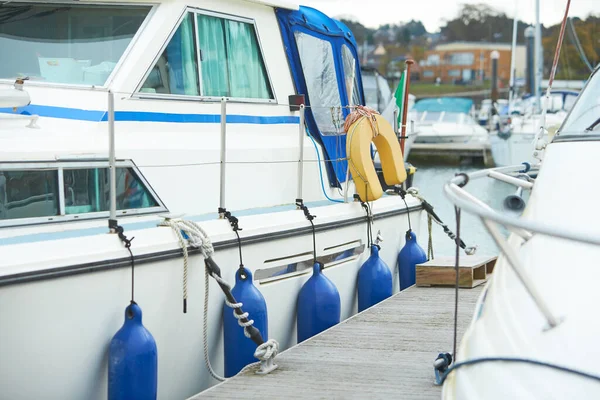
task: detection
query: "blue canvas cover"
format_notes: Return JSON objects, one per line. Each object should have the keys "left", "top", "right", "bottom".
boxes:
{"left": 412, "top": 97, "right": 474, "bottom": 114}
{"left": 276, "top": 6, "right": 365, "bottom": 187}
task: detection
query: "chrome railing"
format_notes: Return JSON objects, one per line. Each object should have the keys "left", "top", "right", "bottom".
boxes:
{"left": 442, "top": 163, "right": 600, "bottom": 329}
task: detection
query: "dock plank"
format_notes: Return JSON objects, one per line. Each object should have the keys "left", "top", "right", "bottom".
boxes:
{"left": 190, "top": 286, "right": 484, "bottom": 400}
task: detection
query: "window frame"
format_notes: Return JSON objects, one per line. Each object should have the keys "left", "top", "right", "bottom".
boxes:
{"left": 0, "top": 2, "right": 156, "bottom": 89}
{"left": 135, "top": 7, "right": 277, "bottom": 104}
{"left": 340, "top": 44, "right": 361, "bottom": 107}
{"left": 0, "top": 160, "right": 167, "bottom": 228}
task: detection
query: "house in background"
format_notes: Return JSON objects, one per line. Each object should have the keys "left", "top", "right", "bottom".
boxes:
{"left": 419, "top": 42, "right": 526, "bottom": 84}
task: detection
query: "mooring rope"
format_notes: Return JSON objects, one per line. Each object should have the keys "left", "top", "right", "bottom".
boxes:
{"left": 159, "top": 218, "right": 279, "bottom": 380}
{"left": 296, "top": 199, "right": 318, "bottom": 264}
{"left": 111, "top": 224, "right": 136, "bottom": 304}
{"left": 427, "top": 214, "right": 434, "bottom": 260}
{"left": 343, "top": 105, "right": 380, "bottom": 136}
{"left": 406, "top": 187, "right": 477, "bottom": 255}
{"left": 158, "top": 219, "right": 214, "bottom": 313}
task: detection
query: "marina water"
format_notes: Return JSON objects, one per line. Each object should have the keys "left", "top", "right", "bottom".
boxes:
{"left": 411, "top": 163, "right": 529, "bottom": 257}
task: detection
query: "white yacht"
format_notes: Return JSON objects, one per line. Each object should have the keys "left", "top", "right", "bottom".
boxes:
{"left": 490, "top": 90, "right": 579, "bottom": 167}
{"left": 477, "top": 98, "right": 508, "bottom": 127}
{"left": 361, "top": 66, "right": 392, "bottom": 113}
{"left": 0, "top": 2, "right": 424, "bottom": 399}
{"left": 411, "top": 97, "right": 488, "bottom": 144}
{"left": 442, "top": 65, "right": 600, "bottom": 399}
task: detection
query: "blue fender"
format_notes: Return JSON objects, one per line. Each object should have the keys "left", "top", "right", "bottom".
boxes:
{"left": 108, "top": 302, "right": 158, "bottom": 400}
{"left": 223, "top": 267, "right": 268, "bottom": 377}
{"left": 297, "top": 262, "right": 341, "bottom": 343}
{"left": 398, "top": 231, "right": 427, "bottom": 291}
{"left": 358, "top": 245, "right": 393, "bottom": 312}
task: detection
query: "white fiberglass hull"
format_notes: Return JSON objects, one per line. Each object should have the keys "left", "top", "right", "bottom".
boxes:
{"left": 490, "top": 113, "right": 567, "bottom": 167}
{"left": 442, "top": 142, "right": 600, "bottom": 399}
{"left": 0, "top": 196, "right": 423, "bottom": 400}
{"left": 415, "top": 132, "right": 485, "bottom": 144}
{"left": 489, "top": 132, "right": 536, "bottom": 167}
{"left": 414, "top": 123, "right": 488, "bottom": 145}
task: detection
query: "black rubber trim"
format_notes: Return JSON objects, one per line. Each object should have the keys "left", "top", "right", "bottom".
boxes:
{"left": 0, "top": 204, "right": 422, "bottom": 287}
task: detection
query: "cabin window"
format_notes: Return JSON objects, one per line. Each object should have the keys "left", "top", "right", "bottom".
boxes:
{"left": 0, "top": 163, "right": 164, "bottom": 227}
{"left": 0, "top": 3, "right": 151, "bottom": 86}
{"left": 0, "top": 171, "right": 58, "bottom": 221}
{"left": 341, "top": 45, "right": 360, "bottom": 107}
{"left": 422, "top": 111, "right": 442, "bottom": 122}
{"left": 140, "top": 11, "right": 273, "bottom": 100}
{"left": 140, "top": 13, "right": 200, "bottom": 95}
{"left": 441, "top": 112, "right": 461, "bottom": 123}
{"left": 63, "top": 168, "right": 158, "bottom": 215}
{"left": 295, "top": 32, "right": 342, "bottom": 136}
{"left": 196, "top": 14, "right": 273, "bottom": 99}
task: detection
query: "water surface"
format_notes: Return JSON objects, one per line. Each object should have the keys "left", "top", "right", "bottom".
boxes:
{"left": 411, "top": 164, "right": 528, "bottom": 257}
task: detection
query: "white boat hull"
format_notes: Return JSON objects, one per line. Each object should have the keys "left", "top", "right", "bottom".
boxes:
{"left": 489, "top": 132, "right": 536, "bottom": 167}
{"left": 414, "top": 132, "right": 485, "bottom": 144}
{"left": 442, "top": 141, "right": 600, "bottom": 399}
{"left": 490, "top": 112, "right": 567, "bottom": 166}
{"left": 0, "top": 197, "right": 423, "bottom": 400}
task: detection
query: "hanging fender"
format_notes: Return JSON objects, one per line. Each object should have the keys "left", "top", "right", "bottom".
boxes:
{"left": 346, "top": 114, "right": 407, "bottom": 201}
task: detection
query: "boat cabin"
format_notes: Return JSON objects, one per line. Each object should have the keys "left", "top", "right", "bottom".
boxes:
{"left": 0, "top": 0, "right": 365, "bottom": 229}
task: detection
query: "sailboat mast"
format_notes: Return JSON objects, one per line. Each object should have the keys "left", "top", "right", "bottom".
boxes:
{"left": 534, "top": 0, "right": 542, "bottom": 112}
{"left": 508, "top": 3, "right": 518, "bottom": 110}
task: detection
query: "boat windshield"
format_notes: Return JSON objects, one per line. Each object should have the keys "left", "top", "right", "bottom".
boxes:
{"left": 422, "top": 111, "right": 442, "bottom": 123}
{"left": 0, "top": 3, "right": 151, "bottom": 86}
{"left": 441, "top": 112, "right": 462, "bottom": 123}
{"left": 556, "top": 67, "right": 600, "bottom": 137}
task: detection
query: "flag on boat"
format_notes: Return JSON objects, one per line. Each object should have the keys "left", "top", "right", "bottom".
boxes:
{"left": 394, "top": 71, "right": 407, "bottom": 129}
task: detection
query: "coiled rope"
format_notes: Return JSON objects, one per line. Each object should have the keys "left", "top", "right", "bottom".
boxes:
{"left": 343, "top": 105, "right": 380, "bottom": 136}
{"left": 159, "top": 218, "right": 279, "bottom": 381}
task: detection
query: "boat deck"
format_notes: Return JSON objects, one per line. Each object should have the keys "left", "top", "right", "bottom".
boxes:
{"left": 189, "top": 285, "right": 485, "bottom": 400}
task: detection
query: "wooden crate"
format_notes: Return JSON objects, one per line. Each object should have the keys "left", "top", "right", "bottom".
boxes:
{"left": 416, "top": 255, "right": 497, "bottom": 288}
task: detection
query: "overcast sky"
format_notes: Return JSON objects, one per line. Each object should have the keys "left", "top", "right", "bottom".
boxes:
{"left": 300, "top": 0, "right": 598, "bottom": 33}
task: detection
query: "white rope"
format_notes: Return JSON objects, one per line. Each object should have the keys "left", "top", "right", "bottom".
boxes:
{"left": 159, "top": 218, "right": 279, "bottom": 377}
{"left": 203, "top": 266, "right": 226, "bottom": 382}
{"left": 254, "top": 339, "right": 279, "bottom": 361}
{"left": 158, "top": 219, "right": 215, "bottom": 308}
{"left": 159, "top": 218, "right": 224, "bottom": 381}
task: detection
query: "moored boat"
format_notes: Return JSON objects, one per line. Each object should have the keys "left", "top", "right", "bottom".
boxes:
{"left": 411, "top": 97, "right": 488, "bottom": 144}
{"left": 0, "top": 2, "right": 425, "bottom": 399}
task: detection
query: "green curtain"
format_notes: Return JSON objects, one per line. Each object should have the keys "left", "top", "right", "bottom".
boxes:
{"left": 167, "top": 14, "right": 199, "bottom": 95}
{"left": 224, "top": 20, "right": 271, "bottom": 99}
{"left": 179, "top": 15, "right": 199, "bottom": 95}
{"left": 197, "top": 14, "right": 229, "bottom": 97}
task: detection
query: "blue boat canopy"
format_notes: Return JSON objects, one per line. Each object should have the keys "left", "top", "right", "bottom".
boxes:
{"left": 276, "top": 6, "right": 365, "bottom": 187}
{"left": 413, "top": 98, "right": 473, "bottom": 114}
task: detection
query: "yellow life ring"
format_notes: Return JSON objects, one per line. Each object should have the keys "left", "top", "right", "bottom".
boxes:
{"left": 346, "top": 114, "right": 406, "bottom": 201}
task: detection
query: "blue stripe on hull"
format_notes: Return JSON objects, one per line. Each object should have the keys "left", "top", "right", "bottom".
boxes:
{"left": 0, "top": 105, "right": 300, "bottom": 124}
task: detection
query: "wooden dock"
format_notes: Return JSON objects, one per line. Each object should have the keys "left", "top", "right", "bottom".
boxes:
{"left": 190, "top": 285, "right": 484, "bottom": 400}
{"left": 409, "top": 142, "right": 493, "bottom": 167}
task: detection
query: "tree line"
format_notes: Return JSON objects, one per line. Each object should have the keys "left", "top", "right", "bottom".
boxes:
{"left": 340, "top": 3, "right": 599, "bottom": 79}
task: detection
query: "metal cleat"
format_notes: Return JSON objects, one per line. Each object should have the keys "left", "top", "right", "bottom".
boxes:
{"left": 256, "top": 357, "right": 278, "bottom": 375}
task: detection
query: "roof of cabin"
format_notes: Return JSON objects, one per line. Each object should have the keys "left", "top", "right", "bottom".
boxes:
{"left": 413, "top": 97, "right": 473, "bottom": 113}
{"left": 246, "top": 0, "right": 299, "bottom": 10}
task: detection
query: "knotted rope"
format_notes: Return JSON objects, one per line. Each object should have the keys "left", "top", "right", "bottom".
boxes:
{"left": 159, "top": 218, "right": 279, "bottom": 381}
{"left": 343, "top": 105, "right": 380, "bottom": 136}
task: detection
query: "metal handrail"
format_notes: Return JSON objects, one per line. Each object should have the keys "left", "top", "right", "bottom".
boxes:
{"left": 442, "top": 163, "right": 600, "bottom": 329}
{"left": 444, "top": 165, "right": 600, "bottom": 247}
